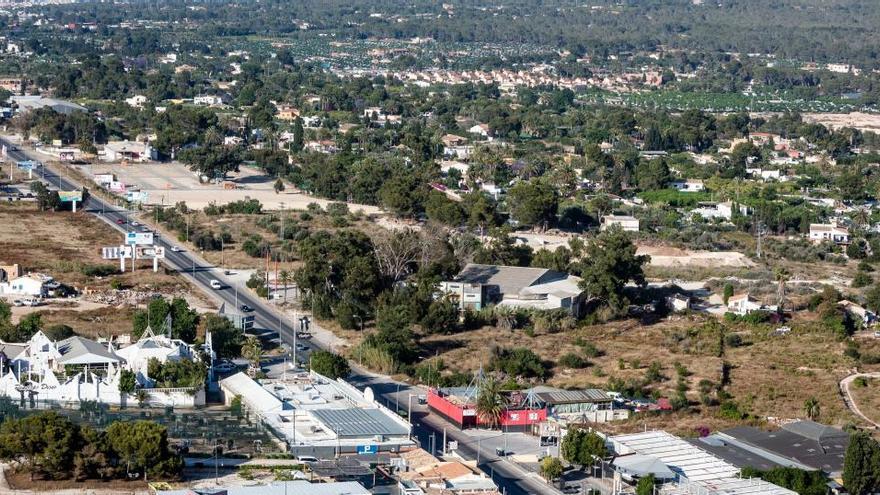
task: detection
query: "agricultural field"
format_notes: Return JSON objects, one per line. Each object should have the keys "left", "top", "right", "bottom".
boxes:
{"left": 586, "top": 89, "right": 876, "bottom": 114}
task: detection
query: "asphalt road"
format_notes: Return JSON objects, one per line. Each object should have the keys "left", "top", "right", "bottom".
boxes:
{"left": 0, "top": 138, "right": 557, "bottom": 495}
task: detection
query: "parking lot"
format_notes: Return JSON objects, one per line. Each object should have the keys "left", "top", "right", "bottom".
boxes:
{"left": 81, "top": 161, "right": 382, "bottom": 213}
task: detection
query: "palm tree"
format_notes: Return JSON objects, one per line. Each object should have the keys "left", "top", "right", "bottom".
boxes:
{"left": 278, "top": 270, "right": 292, "bottom": 303}
{"left": 242, "top": 336, "right": 262, "bottom": 376}
{"left": 804, "top": 397, "right": 820, "bottom": 420}
{"left": 774, "top": 266, "right": 790, "bottom": 312}
{"left": 475, "top": 378, "right": 505, "bottom": 428}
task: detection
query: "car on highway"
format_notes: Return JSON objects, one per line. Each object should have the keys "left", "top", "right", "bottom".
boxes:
{"left": 115, "top": 218, "right": 125, "bottom": 225}
{"left": 209, "top": 280, "right": 223, "bottom": 289}
{"left": 131, "top": 221, "right": 140, "bottom": 227}
{"left": 295, "top": 343, "right": 310, "bottom": 352}
{"left": 240, "top": 304, "right": 254, "bottom": 313}
{"left": 170, "top": 246, "right": 183, "bottom": 252}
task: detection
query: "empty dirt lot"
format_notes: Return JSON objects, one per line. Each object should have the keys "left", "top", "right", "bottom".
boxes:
{"left": 82, "top": 161, "right": 382, "bottom": 213}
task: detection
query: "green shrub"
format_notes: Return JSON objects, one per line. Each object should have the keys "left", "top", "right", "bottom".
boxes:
{"left": 558, "top": 353, "right": 590, "bottom": 369}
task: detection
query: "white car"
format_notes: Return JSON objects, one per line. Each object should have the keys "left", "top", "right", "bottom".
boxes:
{"left": 170, "top": 246, "right": 182, "bottom": 252}
{"left": 296, "top": 455, "right": 318, "bottom": 463}
{"left": 209, "top": 280, "right": 223, "bottom": 289}
{"left": 131, "top": 221, "right": 140, "bottom": 227}
{"left": 12, "top": 299, "right": 23, "bottom": 307}
{"left": 22, "top": 299, "right": 41, "bottom": 307}
{"left": 213, "top": 361, "right": 236, "bottom": 373}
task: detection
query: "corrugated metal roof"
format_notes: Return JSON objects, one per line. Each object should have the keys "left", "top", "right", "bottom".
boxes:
{"left": 311, "top": 408, "right": 408, "bottom": 438}
{"left": 455, "top": 264, "right": 554, "bottom": 294}
{"left": 611, "top": 431, "right": 797, "bottom": 495}
{"left": 534, "top": 388, "right": 610, "bottom": 404}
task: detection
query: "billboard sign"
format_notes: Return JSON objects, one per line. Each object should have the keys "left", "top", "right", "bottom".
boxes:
{"left": 94, "top": 174, "right": 115, "bottom": 185}
{"left": 136, "top": 246, "right": 165, "bottom": 258}
{"left": 109, "top": 181, "right": 126, "bottom": 192}
{"left": 102, "top": 246, "right": 133, "bottom": 259}
{"left": 16, "top": 160, "right": 38, "bottom": 171}
{"left": 125, "top": 191, "right": 149, "bottom": 203}
{"left": 58, "top": 190, "right": 83, "bottom": 203}
{"left": 125, "top": 232, "right": 154, "bottom": 245}
{"left": 356, "top": 445, "right": 378, "bottom": 455}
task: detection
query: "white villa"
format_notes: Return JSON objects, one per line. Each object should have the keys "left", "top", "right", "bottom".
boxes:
{"left": 0, "top": 327, "right": 208, "bottom": 407}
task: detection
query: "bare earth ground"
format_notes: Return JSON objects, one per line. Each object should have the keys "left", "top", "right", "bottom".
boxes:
{"left": 82, "top": 161, "right": 381, "bottom": 213}
{"left": 636, "top": 245, "right": 755, "bottom": 268}
{"left": 5, "top": 469, "right": 148, "bottom": 494}
{"left": 411, "top": 312, "right": 864, "bottom": 436}
{"left": 802, "top": 112, "right": 880, "bottom": 133}
{"left": 0, "top": 202, "right": 187, "bottom": 291}
{"left": 849, "top": 377, "right": 880, "bottom": 426}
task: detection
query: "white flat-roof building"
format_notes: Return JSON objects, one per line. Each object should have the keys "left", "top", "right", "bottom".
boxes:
{"left": 601, "top": 215, "right": 639, "bottom": 232}
{"left": 220, "top": 371, "right": 415, "bottom": 457}
{"left": 158, "top": 480, "right": 370, "bottom": 495}
{"left": 671, "top": 179, "right": 705, "bottom": 192}
{"left": 809, "top": 223, "right": 849, "bottom": 244}
{"left": 0, "top": 272, "right": 56, "bottom": 297}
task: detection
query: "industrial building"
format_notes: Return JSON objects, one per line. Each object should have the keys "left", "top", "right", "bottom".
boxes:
{"left": 609, "top": 430, "right": 798, "bottom": 495}
{"left": 219, "top": 371, "right": 415, "bottom": 457}
{"left": 708, "top": 420, "right": 850, "bottom": 477}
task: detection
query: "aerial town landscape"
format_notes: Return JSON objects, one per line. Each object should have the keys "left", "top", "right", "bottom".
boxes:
{"left": 0, "top": 0, "right": 879, "bottom": 494}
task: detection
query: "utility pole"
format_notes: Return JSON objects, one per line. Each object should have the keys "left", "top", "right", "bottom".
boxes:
{"left": 755, "top": 217, "right": 762, "bottom": 259}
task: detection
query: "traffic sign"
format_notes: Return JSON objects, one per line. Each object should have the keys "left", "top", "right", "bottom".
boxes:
{"left": 126, "top": 232, "right": 154, "bottom": 245}
{"left": 356, "top": 445, "right": 377, "bottom": 455}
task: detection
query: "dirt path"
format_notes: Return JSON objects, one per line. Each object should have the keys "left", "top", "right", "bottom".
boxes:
{"left": 839, "top": 372, "right": 880, "bottom": 428}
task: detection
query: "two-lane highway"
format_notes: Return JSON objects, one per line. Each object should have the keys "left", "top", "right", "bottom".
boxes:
{"left": 0, "top": 137, "right": 558, "bottom": 495}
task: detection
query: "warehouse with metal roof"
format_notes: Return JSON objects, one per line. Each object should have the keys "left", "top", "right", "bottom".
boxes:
{"left": 610, "top": 430, "right": 798, "bottom": 495}
{"left": 219, "top": 371, "right": 415, "bottom": 457}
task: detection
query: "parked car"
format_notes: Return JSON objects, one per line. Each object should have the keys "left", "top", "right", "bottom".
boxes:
{"left": 12, "top": 299, "right": 23, "bottom": 307}
{"left": 213, "top": 361, "right": 236, "bottom": 373}
{"left": 296, "top": 455, "right": 318, "bottom": 463}
{"left": 22, "top": 299, "right": 41, "bottom": 307}
{"left": 562, "top": 486, "right": 582, "bottom": 494}
{"left": 209, "top": 280, "right": 223, "bottom": 289}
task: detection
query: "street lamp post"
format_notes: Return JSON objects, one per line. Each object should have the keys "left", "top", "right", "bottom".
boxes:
{"left": 407, "top": 394, "right": 415, "bottom": 440}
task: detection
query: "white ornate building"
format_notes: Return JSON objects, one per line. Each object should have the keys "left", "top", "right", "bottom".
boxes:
{"left": 0, "top": 327, "right": 208, "bottom": 407}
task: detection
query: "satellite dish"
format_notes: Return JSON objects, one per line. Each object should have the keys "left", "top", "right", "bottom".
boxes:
{"left": 364, "top": 386, "right": 374, "bottom": 403}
